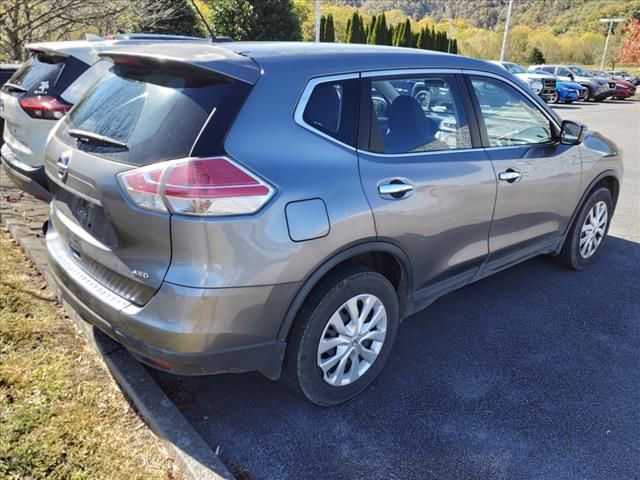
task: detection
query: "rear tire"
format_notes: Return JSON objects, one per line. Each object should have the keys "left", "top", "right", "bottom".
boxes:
{"left": 554, "top": 187, "right": 612, "bottom": 270}
{"left": 282, "top": 267, "right": 399, "bottom": 406}
{"left": 548, "top": 91, "right": 559, "bottom": 104}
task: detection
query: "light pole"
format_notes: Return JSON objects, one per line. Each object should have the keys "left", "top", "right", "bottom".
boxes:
{"left": 599, "top": 18, "right": 624, "bottom": 70}
{"left": 499, "top": 0, "right": 514, "bottom": 61}
{"left": 315, "top": 0, "right": 321, "bottom": 43}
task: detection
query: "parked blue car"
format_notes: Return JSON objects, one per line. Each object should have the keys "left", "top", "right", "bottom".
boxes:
{"left": 548, "top": 78, "right": 586, "bottom": 103}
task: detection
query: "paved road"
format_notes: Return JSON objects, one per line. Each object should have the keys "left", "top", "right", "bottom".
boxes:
{"left": 150, "top": 100, "right": 640, "bottom": 480}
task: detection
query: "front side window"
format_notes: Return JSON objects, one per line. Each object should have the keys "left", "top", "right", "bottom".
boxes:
{"left": 367, "top": 74, "right": 472, "bottom": 154}
{"left": 505, "top": 63, "right": 526, "bottom": 74}
{"left": 301, "top": 78, "right": 358, "bottom": 146}
{"left": 470, "top": 77, "right": 554, "bottom": 147}
{"left": 541, "top": 67, "right": 556, "bottom": 74}
{"left": 569, "top": 66, "right": 593, "bottom": 77}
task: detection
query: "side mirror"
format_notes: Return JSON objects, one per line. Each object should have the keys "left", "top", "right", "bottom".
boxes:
{"left": 560, "top": 120, "right": 585, "bottom": 145}
{"left": 568, "top": 73, "right": 575, "bottom": 80}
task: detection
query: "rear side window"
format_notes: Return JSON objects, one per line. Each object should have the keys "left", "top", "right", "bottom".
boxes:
{"left": 59, "top": 65, "right": 233, "bottom": 165}
{"left": 366, "top": 74, "right": 472, "bottom": 154}
{"left": 301, "top": 78, "right": 358, "bottom": 147}
{"left": 2, "top": 53, "right": 89, "bottom": 97}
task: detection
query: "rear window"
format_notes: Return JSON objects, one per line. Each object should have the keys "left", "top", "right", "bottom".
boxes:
{"left": 59, "top": 65, "right": 233, "bottom": 165}
{"left": 301, "top": 78, "right": 358, "bottom": 146}
{"left": 2, "top": 53, "right": 89, "bottom": 96}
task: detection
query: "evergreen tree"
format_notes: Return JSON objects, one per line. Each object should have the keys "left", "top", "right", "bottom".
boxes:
{"left": 325, "top": 14, "right": 335, "bottom": 42}
{"left": 347, "top": 11, "right": 363, "bottom": 44}
{"left": 400, "top": 18, "right": 412, "bottom": 47}
{"left": 373, "top": 13, "right": 388, "bottom": 45}
{"left": 387, "top": 25, "right": 394, "bottom": 46}
{"left": 416, "top": 28, "right": 425, "bottom": 49}
{"left": 393, "top": 21, "right": 404, "bottom": 46}
{"left": 527, "top": 47, "right": 545, "bottom": 64}
{"left": 319, "top": 15, "right": 326, "bottom": 42}
{"left": 367, "top": 15, "right": 376, "bottom": 44}
{"left": 451, "top": 38, "right": 458, "bottom": 54}
{"left": 345, "top": 18, "right": 352, "bottom": 42}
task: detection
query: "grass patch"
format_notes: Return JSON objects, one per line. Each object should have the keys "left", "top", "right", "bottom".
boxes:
{"left": 0, "top": 231, "right": 182, "bottom": 480}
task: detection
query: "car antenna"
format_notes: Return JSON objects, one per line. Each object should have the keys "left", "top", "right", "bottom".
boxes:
{"left": 189, "top": 0, "right": 217, "bottom": 42}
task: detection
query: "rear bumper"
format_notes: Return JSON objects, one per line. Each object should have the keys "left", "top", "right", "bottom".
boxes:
{"left": 46, "top": 220, "right": 297, "bottom": 379}
{"left": 1, "top": 143, "right": 51, "bottom": 201}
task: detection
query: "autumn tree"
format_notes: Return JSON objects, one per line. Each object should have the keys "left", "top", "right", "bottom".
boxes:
{"left": 617, "top": 18, "right": 640, "bottom": 64}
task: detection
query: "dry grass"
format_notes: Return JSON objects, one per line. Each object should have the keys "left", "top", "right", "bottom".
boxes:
{"left": 0, "top": 230, "right": 182, "bottom": 480}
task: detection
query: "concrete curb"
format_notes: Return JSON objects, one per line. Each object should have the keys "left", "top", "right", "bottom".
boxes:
{"left": 1, "top": 191, "right": 234, "bottom": 480}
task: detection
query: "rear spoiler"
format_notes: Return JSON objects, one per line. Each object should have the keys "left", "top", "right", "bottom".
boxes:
{"left": 26, "top": 45, "right": 69, "bottom": 62}
{"left": 98, "top": 46, "right": 261, "bottom": 84}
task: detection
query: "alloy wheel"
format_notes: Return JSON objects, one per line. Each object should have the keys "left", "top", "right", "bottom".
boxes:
{"left": 316, "top": 294, "right": 387, "bottom": 387}
{"left": 579, "top": 200, "right": 608, "bottom": 259}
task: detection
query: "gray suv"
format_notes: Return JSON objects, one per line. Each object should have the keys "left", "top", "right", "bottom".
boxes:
{"left": 531, "top": 64, "right": 615, "bottom": 101}
{"left": 44, "top": 43, "right": 623, "bottom": 406}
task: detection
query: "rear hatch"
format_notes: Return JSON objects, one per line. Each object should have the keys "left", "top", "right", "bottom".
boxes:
{"left": 45, "top": 52, "right": 257, "bottom": 306}
{"left": 1, "top": 48, "right": 90, "bottom": 166}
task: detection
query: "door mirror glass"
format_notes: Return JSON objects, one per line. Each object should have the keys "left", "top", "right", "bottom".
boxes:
{"left": 560, "top": 120, "right": 585, "bottom": 145}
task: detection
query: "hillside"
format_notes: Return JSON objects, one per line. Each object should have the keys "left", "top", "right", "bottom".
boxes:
{"left": 350, "top": 0, "right": 640, "bottom": 33}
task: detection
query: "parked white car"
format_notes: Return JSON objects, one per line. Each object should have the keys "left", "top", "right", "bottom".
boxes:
{"left": 489, "top": 61, "right": 557, "bottom": 103}
{"left": 0, "top": 34, "right": 209, "bottom": 201}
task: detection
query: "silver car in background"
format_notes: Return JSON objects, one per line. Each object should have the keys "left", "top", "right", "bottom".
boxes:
{"left": 43, "top": 43, "right": 622, "bottom": 406}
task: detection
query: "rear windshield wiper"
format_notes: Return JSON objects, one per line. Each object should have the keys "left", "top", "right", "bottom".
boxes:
{"left": 3, "top": 83, "right": 27, "bottom": 93}
{"left": 68, "top": 129, "right": 128, "bottom": 149}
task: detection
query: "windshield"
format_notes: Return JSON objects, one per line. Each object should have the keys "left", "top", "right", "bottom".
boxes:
{"left": 569, "top": 66, "right": 593, "bottom": 77}
{"left": 505, "top": 63, "right": 526, "bottom": 74}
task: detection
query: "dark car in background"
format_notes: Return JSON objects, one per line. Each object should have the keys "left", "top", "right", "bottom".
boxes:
{"left": 42, "top": 42, "right": 622, "bottom": 406}
{"left": 606, "top": 70, "right": 640, "bottom": 86}
{"left": 590, "top": 70, "right": 636, "bottom": 100}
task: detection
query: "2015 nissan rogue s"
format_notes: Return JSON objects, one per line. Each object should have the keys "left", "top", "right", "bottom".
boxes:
{"left": 43, "top": 43, "right": 623, "bottom": 406}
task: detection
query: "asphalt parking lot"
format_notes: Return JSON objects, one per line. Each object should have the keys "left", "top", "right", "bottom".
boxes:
{"left": 150, "top": 100, "right": 640, "bottom": 480}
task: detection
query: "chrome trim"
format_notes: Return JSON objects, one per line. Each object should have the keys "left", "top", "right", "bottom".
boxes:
{"left": 361, "top": 147, "right": 482, "bottom": 159}
{"left": 48, "top": 229, "right": 131, "bottom": 311}
{"left": 361, "top": 68, "right": 463, "bottom": 77}
{"left": 293, "top": 73, "right": 359, "bottom": 152}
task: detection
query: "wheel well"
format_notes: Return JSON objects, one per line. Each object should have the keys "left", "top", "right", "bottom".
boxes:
{"left": 592, "top": 175, "right": 619, "bottom": 208}
{"left": 307, "top": 251, "right": 409, "bottom": 319}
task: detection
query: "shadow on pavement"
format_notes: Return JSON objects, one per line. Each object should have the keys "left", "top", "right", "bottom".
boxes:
{"left": 150, "top": 236, "right": 640, "bottom": 480}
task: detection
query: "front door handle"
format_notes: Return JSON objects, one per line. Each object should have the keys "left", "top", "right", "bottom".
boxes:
{"left": 498, "top": 169, "right": 522, "bottom": 183}
{"left": 378, "top": 182, "right": 415, "bottom": 199}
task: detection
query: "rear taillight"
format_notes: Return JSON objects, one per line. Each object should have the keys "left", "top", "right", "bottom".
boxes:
{"left": 118, "top": 157, "right": 274, "bottom": 217}
{"left": 19, "top": 96, "right": 72, "bottom": 120}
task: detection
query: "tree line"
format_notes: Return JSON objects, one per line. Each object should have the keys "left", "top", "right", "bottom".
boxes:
{"left": 319, "top": 11, "right": 457, "bottom": 53}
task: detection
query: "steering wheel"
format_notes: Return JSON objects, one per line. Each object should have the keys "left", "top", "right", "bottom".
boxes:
{"left": 414, "top": 88, "right": 432, "bottom": 111}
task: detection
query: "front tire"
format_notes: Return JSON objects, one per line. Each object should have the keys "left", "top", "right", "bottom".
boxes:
{"left": 555, "top": 187, "right": 613, "bottom": 270}
{"left": 283, "top": 267, "right": 399, "bottom": 406}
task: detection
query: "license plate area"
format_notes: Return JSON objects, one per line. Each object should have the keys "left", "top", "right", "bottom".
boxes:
{"left": 55, "top": 187, "right": 118, "bottom": 247}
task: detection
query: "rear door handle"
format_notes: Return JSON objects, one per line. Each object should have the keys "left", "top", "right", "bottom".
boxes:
{"left": 378, "top": 181, "right": 415, "bottom": 199}
{"left": 498, "top": 169, "right": 522, "bottom": 183}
